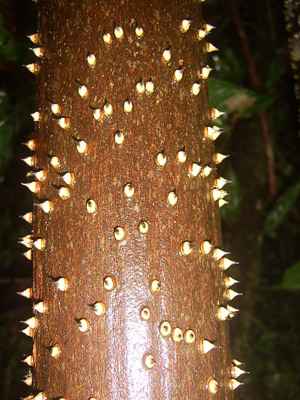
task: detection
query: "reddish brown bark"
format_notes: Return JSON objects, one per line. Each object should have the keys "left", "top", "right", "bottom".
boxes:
{"left": 24, "top": 1, "right": 234, "bottom": 399}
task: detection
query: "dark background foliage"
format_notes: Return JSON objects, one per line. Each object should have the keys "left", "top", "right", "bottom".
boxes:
{"left": 0, "top": 0, "right": 299, "bottom": 399}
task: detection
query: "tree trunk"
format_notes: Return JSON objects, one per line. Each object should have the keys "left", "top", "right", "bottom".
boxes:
{"left": 21, "top": 0, "right": 238, "bottom": 399}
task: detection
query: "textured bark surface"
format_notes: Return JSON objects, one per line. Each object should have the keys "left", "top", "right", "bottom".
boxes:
{"left": 28, "top": 0, "right": 233, "bottom": 399}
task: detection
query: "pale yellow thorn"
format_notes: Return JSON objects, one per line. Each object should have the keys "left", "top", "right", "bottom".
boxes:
{"left": 196, "top": 29, "right": 207, "bottom": 41}
{"left": 191, "top": 82, "right": 201, "bottom": 95}
{"left": 226, "top": 289, "right": 242, "bottom": 301}
{"left": 219, "top": 258, "right": 239, "bottom": 271}
{"left": 21, "top": 182, "right": 40, "bottom": 194}
{"left": 90, "top": 302, "right": 106, "bottom": 316}
{"left": 123, "top": 99, "right": 133, "bottom": 113}
{"left": 135, "top": 79, "right": 145, "bottom": 94}
{"left": 214, "top": 177, "right": 231, "bottom": 189}
{"left": 207, "top": 378, "right": 219, "bottom": 394}
{"left": 173, "top": 68, "right": 184, "bottom": 81}
{"left": 213, "top": 152, "right": 230, "bottom": 164}
{"left": 62, "top": 172, "right": 75, "bottom": 185}
{"left": 176, "top": 149, "right": 187, "bottom": 163}
{"left": 180, "top": 19, "right": 192, "bottom": 33}
{"left": 231, "top": 365, "right": 249, "bottom": 378}
{"left": 203, "top": 24, "right": 216, "bottom": 33}
{"left": 87, "top": 53, "right": 96, "bottom": 67}
{"left": 17, "top": 287, "right": 32, "bottom": 299}
{"left": 58, "top": 117, "right": 70, "bottom": 129}
{"left": 58, "top": 187, "right": 70, "bottom": 200}
{"left": 38, "top": 200, "right": 54, "bottom": 214}
{"left": 50, "top": 103, "right": 61, "bottom": 115}
{"left": 145, "top": 79, "right": 154, "bottom": 93}
{"left": 77, "top": 139, "right": 88, "bottom": 154}
{"left": 162, "top": 48, "right": 171, "bottom": 62}
{"left": 189, "top": 162, "right": 201, "bottom": 177}
{"left": 217, "top": 306, "right": 231, "bottom": 321}
{"left": 30, "top": 47, "right": 44, "bottom": 58}
{"left": 211, "top": 108, "right": 225, "bottom": 120}
{"left": 20, "top": 212, "right": 33, "bottom": 224}
{"left": 78, "top": 84, "right": 88, "bottom": 98}
{"left": 103, "top": 31, "right": 112, "bottom": 44}
{"left": 33, "top": 301, "right": 47, "bottom": 313}
{"left": 156, "top": 152, "right": 167, "bottom": 167}
{"left": 199, "top": 338, "right": 221, "bottom": 354}
{"left": 50, "top": 344, "right": 61, "bottom": 358}
{"left": 77, "top": 318, "right": 90, "bottom": 333}
{"left": 224, "top": 276, "right": 239, "bottom": 288}
{"left": 114, "top": 226, "right": 125, "bottom": 241}
{"left": 24, "top": 63, "right": 39, "bottom": 74}
{"left": 228, "top": 378, "right": 244, "bottom": 391}
{"left": 23, "top": 139, "right": 36, "bottom": 151}
{"left": 23, "top": 249, "right": 32, "bottom": 260}
{"left": 201, "top": 165, "right": 213, "bottom": 178}
{"left": 104, "top": 101, "right": 113, "bottom": 116}
{"left": 200, "top": 240, "right": 213, "bottom": 255}
{"left": 50, "top": 156, "right": 60, "bottom": 168}
{"left": 201, "top": 66, "right": 213, "bottom": 79}
{"left": 213, "top": 247, "right": 230, "bottom": 260}
{"left": 114, "top": 24, "right": 124, "bottom": 40}
{"left": 219, "top": 199, "right": 229, "bottom": 208}
{"left": 22, "top": 316, "right": 38, "bottom": 329}
{"left": 135, "top": 25, "right": 144, "bottom": 37}
{"left": 206, "top": 42, "right": 219, "bottom": 53}
{"left": 212, "top": 188, "right": 228, "bottom": 202}
{"left": 166, "top": 191, "right": 178, "bottom": 207}
{"left": 31, "top": 111, "right": 41, "bottom": 122}
{"left": 22, "top": 156, "right": 35, "bottom": 167}
{"left": 27, "top": 34, "right": 39, "bottom": 44}
{"left": 21, "top": 326, "right": 33, "bottom": 337}
{"left": 180, "top": 241, "right": 193, "bottom": 256}
{"left": 22, "top": 355, "right": 34, "bottom": 366}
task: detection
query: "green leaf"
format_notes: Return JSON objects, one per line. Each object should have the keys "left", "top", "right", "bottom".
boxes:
{"left": 281, "top": 261, "right": 300, "bottom": 290}
{"left": 263, "top": 182, "right": 300, "bottom": 234}
{"left": 208, "top": 78, "right": 275, "bottom": 118}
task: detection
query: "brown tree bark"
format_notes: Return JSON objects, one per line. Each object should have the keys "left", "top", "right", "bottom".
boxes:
{"left": 21, "top": 0, "right": 238, "bottom": 399}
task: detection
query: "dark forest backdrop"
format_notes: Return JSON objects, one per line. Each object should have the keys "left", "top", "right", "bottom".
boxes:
{"left": 0, "top": 0, "right": 299, "bottom": 399}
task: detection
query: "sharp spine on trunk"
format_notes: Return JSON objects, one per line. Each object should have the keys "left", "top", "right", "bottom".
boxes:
{"left": 201, "top": 66, "right": 213, "bottom": 79}
{"left": 203, "top": 125, "right": 223, "bottom": 141}
{"left": 23, "top": 249, "right": 32, "bottom": 260}
{"left": 55, "top": 277, "right": 69, "bottom": 292}
{"left": 103, "top": 31, "right": 112, "bottom": 44}
{"left": 213, "top": 152, "right": 229, "bottom": 164}
{"left": 33, "top": 301, "right": 48, "bottom": 313}
{"left": 166, "top": 191, "right": 178, "bottom": 206}
{"left": 114, "top": 226, "right": 126, "bottom": 241}
{"left": 191, "top": 82, "right": 201, "bottom": 95}
{"left": 86, "top": 199, "right": 97, "bottom": 213}
{"left": 200, "top": 240, "right": 213, "bottom": 255}
{"left": 206, "top": 43, "right": 219, "bottom": 53}
{"left": 58, "top": 117, "right": 70, "bottom": 129}
{"left": 228, "top": 378, "right": 244, "bottom": 391}
{"left": 24, "top": 63, "right": 39, "bottom": 74}
{"left": 103, "top": 276, "right": 116, "bottom": 291}
{"left": 138, "top": 221, "right": 149, "bottom": 234}
{"left": 225, "top": 289, "right": 242, "bottom": 301}
{"left": 160, "top": 321, "right": 172, "bottom": 337}
{"left": 207, "top": 378, "right": 219, "bottom": 394}
{"left": 123, "top": 99, "right": 133, "bottom": 113}
{"left": 231, "top": 365, "right": 249, "bottom": 378}
{"left": 78, "top": 84, "right": 88, "bottom": 98}
{"left": 150, "top": 279, "right": 161, "bottom": 294}
{"left": 213, "top": 247, "right": 230, "bottom": 260}
{"left": 21, "top": 327, "right": 34, "bottom": 337}
{"left": 219, "top": 258, "right": 239, "bottom": 271}
{"left": 31, "top": 111, "right": 41, "bottom": 122}
{"left": 104, "top": 100, "right": 113, "bottom": 116}
{"left": 49, "top": 156, "right": 60, "bottom": 169}
{"left": 22, "top": 355, "right": 34, "bottom": 366}
{"left": 90, "top": 302, "right": 106, "bottom": 316}
{"left": 212, "top": 188, "right": 228, "bottom": 202}
{"left": 214, "top": 177, "right": 231, "bottom": 189}
{"left": 189, "top": 162, "right": 201, "bottom": 177}
{"left": 124, "top": 183, "right": 135, "bottom": 198}
{"left": 140, "top": 307, "right": 151, "bottom": 321}
{"left": 135, "top": 25, "right": 144, "bottom": 37}
{"left": 18, "top": 287, "right": 33, "bottom": 298}
{"left": 180, "top": 19, "right": 192, "bottom": 33}
{"left": 199, "top": 338, "right": 221, "bottom": 354}
{"left": 22, "top": 156, "right": 35, "bottom": 167}
{"left": 180, "top": 241, "right": 193, "bottom": 255}
{"left": 50, "top": 102, "right": 61, "bottom": 115}
{"left": 156, "top": 151, "right": 167, "bottom": 167}
{"left": 143, "top": 354, "right": 155, "bottom": 369}
{"left": 217, "top": 306, "right": 231, "bottom": 321}
{"left": 145, "top": 79, "right": 154, "bottom": 93}
{"left": 173, "top": 67, "right": 184, "bottom": 82}
{"left": 224, "top": 276, "right": 239, "bottom": 288}
{"left": 114, "top": 24, "right": 124, "bottom": 40}
{"left": 20, "top": 212, "right": 33, "bottom": 224}
{"left": 23, "top": 139, "right": 36, "bottom": 151}
{"left": 162, "top": 47, "right": 171, "bottom": 62}
{"left": 76, "top": 318, "right": 90, "bottom": 333}
{"left": 172, "top": 327, "right": 183, "bottom": 342}
{"left": 58, "top": 186, "right": 70, "bottom": 200}
{"left": 87, "top": 52, "right": 96, "bottom": 67}
{"left": 23, "top": 371, "right": 33, "bottom": 386}
{"left": 22, "top": 316, "right": 38, "bottom": 329}
{"left": 211, "top": 108, "right": 225, "bottom": 120}
{"left": 135, "top": 79, "right": 145, "bottom": 94}
{"left": 176, "top": 149, "right": 187, "bottom": 163}
{"left": 37, "top": 200, "right": 54, "bottom": 214}
{"left": 30, "top": 47, "right": 44, "bottom": 58}
{"left": 50, "top": 344, "right": 61, "bottom": 358}
{"left": 62, "top": 172, "right": 75, "bottom": 185}
{"left": 27, "top": 33, "right": 39, "bottom": 44}
{"left": 201, "top": 165, "right": 213, "bottom": 178}
{"left": 184, "top": 329, "right": 195, "bottom": 344}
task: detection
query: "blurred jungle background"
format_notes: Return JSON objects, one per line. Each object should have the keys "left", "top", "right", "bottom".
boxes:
{"left": 0, "top": 0, "right": 299, "bottom": 399}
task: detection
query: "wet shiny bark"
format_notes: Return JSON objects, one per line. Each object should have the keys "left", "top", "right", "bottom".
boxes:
{"left": 30, "top": 1, "right": 233, "bottom": 399}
